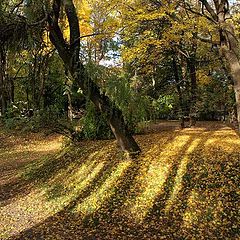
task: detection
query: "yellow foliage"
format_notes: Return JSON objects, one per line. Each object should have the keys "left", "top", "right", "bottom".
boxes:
{"left": 196, "top": 70, "right": 211, "bottom": 85}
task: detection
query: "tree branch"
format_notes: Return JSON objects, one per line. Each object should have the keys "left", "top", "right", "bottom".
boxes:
{"left": 199, "top": 0, "right": 218, "bottom": 21}
{"left": 63, "top": 0, "right": 80, "bottom": 57}
{"left": 10, "top": 0, "right": 24, "bottom": 14}
{"left": 183, "top": 1, "right": 217, "bottom": 24}
{"left": 48, "top": 0, "right": 71, "bottom": 65}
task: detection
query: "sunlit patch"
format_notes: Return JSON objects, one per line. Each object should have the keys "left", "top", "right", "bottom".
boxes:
{"left": 64, "top": 159, "right": 98, "bottom": 186}
{"left": 182, "top": 188, "right": 225, "bottom": 234}
{"left": 128, "top": 135, "right": 190, "bottom": 222}
{"left": 224, "top": 138, "right": 240, "bottom": 145}
{"left": 165, "top": 138, "right": 201, "bottom": 213}
{"left": 9, "top": 135, "right": 63, "bottom": 154}
{"left": 212, "top": 128, "right": 237, "bottom": 136}
{"left": 203, "top": 135, "right": 240, "bottom": 153}
{"left": 0, "top": 161, "right": 105, "bottom": 239}
{"left": 75, "top": 160, "right": 131, "bottom": 216}
{"left": 1, "top": 121, "right": 239, "bottom": 239}
{"left": 183, "top": 190, "right": 199, "bottom": 228}
{"left": 14, "top": 140, "right": 62, "bottom": 153}
{"left": 52, "top": 150, "right": 105, "bottom": 185}
{"left": 64, "top": 161, "right": 105, "bottom": 199}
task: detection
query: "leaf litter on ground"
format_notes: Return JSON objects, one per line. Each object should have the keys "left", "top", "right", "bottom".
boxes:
{"left": 0, "top": 121, "right": 239, "bottom": 239}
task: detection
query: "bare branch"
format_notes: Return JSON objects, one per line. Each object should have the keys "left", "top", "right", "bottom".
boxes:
{"left": 182, "top": 1, "right": 218, "bottom": 24}
{"left": 199, "top": 0, "right": 218, "bottom": 21}
{"left": 10, "top": 0, "right": 24, "bottom": 14}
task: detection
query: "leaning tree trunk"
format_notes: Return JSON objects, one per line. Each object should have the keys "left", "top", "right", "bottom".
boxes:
{"left": 48, "top": 0, "right": 140, "bottom": 154}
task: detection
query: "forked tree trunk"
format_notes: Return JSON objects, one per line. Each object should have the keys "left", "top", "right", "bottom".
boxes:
{"left": 48, "top": 0, "right": 140, "bottom": 154}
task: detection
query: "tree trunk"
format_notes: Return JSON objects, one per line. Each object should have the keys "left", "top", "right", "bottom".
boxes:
{"left": 219, "top": 23, "right": 240, "bottom": 130}
{"left": 172, "top": 56, "right": 185, "bottom": 128}
{"left": 199, "top": 0, "right": 240, "bottom": 130}
{"left": 188, "top": 58, "right": 197, "bottom": 127}
{"left": 65, "top": 71, "right": 73, "bottom": 122}
{"left": 48, "top": 0, "right": 141, "bottom": 154}
{"left": 9, "top": 76, "right": 14, "bottom": 103}
{"left": 221, "top": 47, "right": 240, "bottom": 130}
{"left": 69, "top": 63, "right": 140, "bottom": 154}
{"left": 0, "top": 46, "right": 7, "bottom": 115}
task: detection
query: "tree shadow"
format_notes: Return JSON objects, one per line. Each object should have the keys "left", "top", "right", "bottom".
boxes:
{"left": 0, "top": 141, "right": 113, "bottom": 206}
{"left": 141, "top": 130, "right": 239, "bottom": 239}
{"left": 5, "top": 131, "right": 191, "bottom": 239}
{"left": 7, "top": 155, "right": 132, "bottom": 240}
{"left": 3, "top": 123, "right": 240, "bottom": 240}
{"left": 0, "top": 150, "right": 61, "bottom": 205}
{"left": 137, "top": 133, "right": 208, "bottom": 239}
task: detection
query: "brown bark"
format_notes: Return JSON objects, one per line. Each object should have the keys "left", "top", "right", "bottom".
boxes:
{"left": 219, "top": 23, "right": 240, "bottom": 130}
{"left": 48, "top": 0, "right": 141, "bottom": 154}
{"left": 199, "top": 0, "right": 240, "bottom": 130}
{"left": 172, "top": 56, "right": 185, "bottom": 128}
{"left": 221, "top": 48, "right": 240, "bottom": 130}
{"left": 188, "top": 58, "right": 197, "bottom": 127}
{"left": 0, "top": 46, "right": 8, "bottom": 115}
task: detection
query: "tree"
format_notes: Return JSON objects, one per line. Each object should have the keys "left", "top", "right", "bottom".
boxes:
{"left": 184, "top": 0, "right": 240, "bottom": 130}
{"left": 121, "top": 0, "right": 203, "bottom": 126}
{"left": 0, "top": 1, "right": 25, "bottom": 115}
{"left": 47, "top": 0, "right": 140, "bottom": 154}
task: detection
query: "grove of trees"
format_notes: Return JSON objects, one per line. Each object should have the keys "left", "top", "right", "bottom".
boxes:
{"left": 1, "top": 0, "right": 239, "bottom": 154}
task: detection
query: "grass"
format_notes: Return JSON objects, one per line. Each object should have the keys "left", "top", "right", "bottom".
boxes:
{"left": 0, "top": 121, "right": 239, "bottom": 239}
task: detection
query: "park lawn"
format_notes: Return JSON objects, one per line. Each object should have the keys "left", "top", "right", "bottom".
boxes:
{"left": 0, "top": 121, "right": 239, "bottom": 239}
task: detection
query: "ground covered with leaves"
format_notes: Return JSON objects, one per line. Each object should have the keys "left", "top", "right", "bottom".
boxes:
{"left": 0, "top": 121, "right": 239, "bottom": 239}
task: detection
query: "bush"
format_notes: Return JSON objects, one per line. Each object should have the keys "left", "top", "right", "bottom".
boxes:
{"left": 3, "top": 103, "right": 66, "bottom": 132}
{"left": 79, "top": 101, "right": 113, "bottom": 140}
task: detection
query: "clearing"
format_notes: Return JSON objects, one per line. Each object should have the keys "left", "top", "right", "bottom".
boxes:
{"left": 0, "top": 121, "right": 239, "bottom": 239}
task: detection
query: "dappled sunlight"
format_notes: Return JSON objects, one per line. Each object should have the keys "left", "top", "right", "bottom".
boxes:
{"left": 0, "top": 138, "right": 118, "bottom": 239}
{"left": 15, "top": 141, "right": 62, "bottom": 153}
{"left": 204, "top": 134, "right": 240, "bottom": 153}
{"left": 224, "top": 138, "right": 240, "bottom": 145}
{"left": 75, "top": 160, "right": 131, "bottom": 216}
{"left": 128, "top": 135, "right": 190, "bottom": 222}
{"left": 0, "top": 135, "right": 62, "bottom": 171}
{"left": 64, "top": 159, "right": 98, "bottom": 186}
{"left": 0, "top": 188, "right": 52, "bottom": 239}
{"left": 0, "top": 156, "right": 106, "bottom": 239}
{"left": 67, "top": 162, "right": 105, "bottom": 196}
{"left": 1, "top": 122, "right": 239, "bottom": 239}
{"left": 47, "top": 161, "right": 106, "bottom": 203}
{"left": 183, "top": 190, "right": 200, "bottom": 228}
{"left": 212, "top": 128, "right": 238, "bottom": 137}
{"left": 49, "top": 149, "right": 109, "bottom": 186}
{"left": 164, "top": 138, "right": 201, "bottom": 213}
{"left": 182, "top": 188, "right": 225, "bottom": 237}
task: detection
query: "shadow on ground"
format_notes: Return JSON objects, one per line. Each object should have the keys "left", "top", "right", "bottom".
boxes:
{"left": 0, "top": 122, "right": 239, "bottom": 240}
